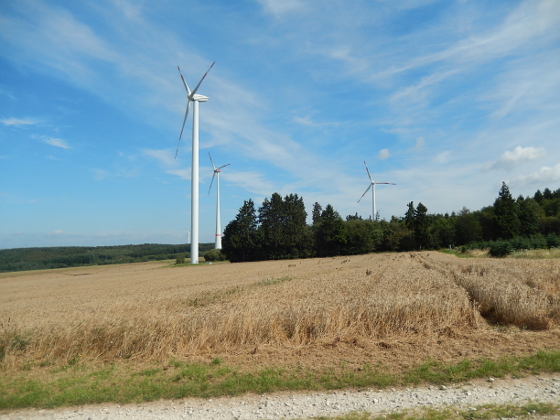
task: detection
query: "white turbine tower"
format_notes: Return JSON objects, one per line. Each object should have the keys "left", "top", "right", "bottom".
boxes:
{"left": 358, "top": 161, "right": 395, "bottom": 221}
{"left": 208, "top": 153, "right": 230, "bottom": 250}
{"left": 176, "top": 61, "right": 215, "bottom": 264}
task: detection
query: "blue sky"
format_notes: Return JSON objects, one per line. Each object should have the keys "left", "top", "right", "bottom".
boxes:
{"left": 1, "top": 0, "right": 559, "bottom": 249}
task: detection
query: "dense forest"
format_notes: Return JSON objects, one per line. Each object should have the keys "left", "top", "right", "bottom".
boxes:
{"left": 3, "top": 183, "right": 560, "bottom": 272}
{"left": 222, "top": 183, "right": 560, "bottom": 262}
{"left": 0, "top": 243, "right": 215, "bottom": 273}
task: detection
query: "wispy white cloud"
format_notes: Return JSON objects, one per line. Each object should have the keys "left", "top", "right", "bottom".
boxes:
{"left": 92, "top": 169, "right": 109, "bottom": 180}
{"left": 142, "top": 149, "right": 177, "bottom": 168}
{"left": 166, "top": 168, "right": 190, "bottom": 180}
{"left": 109, "top": 0, "right": 144, "bottom": 21}
{"left": 0, "top": 0, "right": 120, "bottom": 85}
{"left": 1, "top": 117, "right": 38, "bottom": 126}
{"left": 255, "top": 0, "right": 306, "bottom": 17}
{"left": 511, "top": 163, "right": 560, "bottom": 187}
{"left": 384, "top": 0, "right": 560, "bottom": 76}
{"left": 414, "top": 137, "right": 425, "bottom": 153}
{"left": 292, "top": 115, "right": 339, "bottom": 128}
{"left": 227, "top": 170, "right": 276, "bottom": 196}
{"left": 390, "top": 69, "right": 460, "bottom": 106}
{"left": 434, "top": 151, "right": 451, "bottom": 165}
{"left": 487, "top": 146, "right": 547, "bottom": 171}
{"left": 44, "top": 137, "right": 70, "bottom": 149}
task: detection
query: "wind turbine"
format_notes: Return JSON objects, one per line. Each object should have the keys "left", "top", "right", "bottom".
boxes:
{"left": 176, "top": 61, "right": 215, "bottom": 264}
{"left": 208, "top": 153, "right": 230, "bottom": 250}
{"left": 358, "top": 161, "right": 395, "bottom": 221}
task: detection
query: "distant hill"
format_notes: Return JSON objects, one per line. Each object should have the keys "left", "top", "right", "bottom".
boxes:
{"left": 0, "top": 243, "right": 215, "bottom": 273}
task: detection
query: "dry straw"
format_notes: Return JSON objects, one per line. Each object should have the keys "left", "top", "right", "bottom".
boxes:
{"left": 1, "top": 253, "right": 559, "bottom": 365}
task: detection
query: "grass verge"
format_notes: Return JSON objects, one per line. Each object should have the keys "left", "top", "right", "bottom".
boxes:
{"left": 1, "top": 351, "right": 559, "bottom": 410}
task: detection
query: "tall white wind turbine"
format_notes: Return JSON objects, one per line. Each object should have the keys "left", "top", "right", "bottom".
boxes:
{"left": 208, "top": 153, "right": 230, "bottom": 250}
{"left": 176, "top": 61, "right": 215, "bottom": 264}
{"left": 358, "top": 161, "right": 395, "bottom": 221}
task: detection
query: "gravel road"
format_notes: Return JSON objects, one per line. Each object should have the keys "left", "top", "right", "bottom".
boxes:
{"left": 2, "top": 375, "right": 559, "bottom": 420}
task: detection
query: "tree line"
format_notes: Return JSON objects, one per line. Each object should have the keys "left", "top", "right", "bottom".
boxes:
{"left": 0, "top": 243, "right": 215, "bottom": 273}
{"left": 221, "top": 183, "right": 560, "bottom": 262}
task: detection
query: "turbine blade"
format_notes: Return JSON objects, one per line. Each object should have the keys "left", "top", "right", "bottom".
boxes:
{"left": 208, "top": 152, "right": 216, "bottom": 170}
{"left": 208, "top": 172, "right": 216, "bottom": 195}
{"left": 177, "top": 66, "right": 191, "bottom": 95}
{"left": 190, "top": 61, "right": 215, "bottom": 98}
{"left": 217, "top": 163, "right": 231, "bottom": 170}
{"left": 364, "top": 161, "right": 373, "bottom": 183}
{"left": 176, "top": 100, "right": 190, "bottom": 158}
{"left": 357, "top": 184, "right": 372, "bottom": 203}
{"left": 376, "top": 182, "right": 396, "bottom": 185}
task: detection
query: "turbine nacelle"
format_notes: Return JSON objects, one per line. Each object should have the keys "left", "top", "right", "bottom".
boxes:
{"left": 192, "top": 94, "right": 209, "bottom": 102}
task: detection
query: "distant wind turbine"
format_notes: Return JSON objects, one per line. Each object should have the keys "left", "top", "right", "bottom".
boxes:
{"left": 176, "top": 61, "right": 215, "bottom": 264}
{"left": 358, "top": 161, "right": 395, "bottom": 221}
{"left": 208, "top": 153, "right": 230, "bottom": 250}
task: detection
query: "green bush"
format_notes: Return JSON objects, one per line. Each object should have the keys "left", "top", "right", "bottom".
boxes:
{"left": 529, "top": 235, "right": 547, "bottom": 249}
{"left": 546, "top": 234, "right": 560, "bottom": 248}
{"left": 489, "top": 241, "right": 513, "bottom": 257}
{"left": 204, "top": 249, "right": 226, "bottom": 262}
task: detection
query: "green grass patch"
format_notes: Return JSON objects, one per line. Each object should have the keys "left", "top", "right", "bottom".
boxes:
{"left": 1, "top": 351, "right": 559, "bottom": 410}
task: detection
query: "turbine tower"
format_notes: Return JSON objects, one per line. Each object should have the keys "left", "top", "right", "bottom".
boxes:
{"left": 358, "top": 160, "right": 395, "bottom": 221}
{"left": 208, "top": 153, "right": 230, "bottom": 250}
{"left": 176, "top": 61, "right": 215, "bottom": 264}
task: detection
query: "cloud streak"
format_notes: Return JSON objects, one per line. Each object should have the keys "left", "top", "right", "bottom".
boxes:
{"left": 1, "top": 117, "right": 38, "bottom": 126}
{"left": 44, "top": 138, "right": 71, "bottom": 149}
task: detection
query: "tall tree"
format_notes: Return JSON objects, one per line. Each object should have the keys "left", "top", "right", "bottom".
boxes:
{"left": 315, "top": 205, "right": 347, "bottom": 257}
{"left": 518, "top": 197, "right": 541, "bottom": 236}
{"left": 258, "top": 193, "right": 308, "bottom": 259}
{"left": 258, "top": 193, "right": 285, "bottom": 259}
{"left": 404, "top": 201, "right": 415, "bottom": 231}
{"left": 222, "top": 199, "right": 259, "bottom": 262}
{"left": 282, "top": 193, "right": 308, "bottom": 258}
{"left": 534, "top": 189, "right": 544, "bottom": 204}
{"left": 431, "top": 213, "right": 455, "bottom": 248}
{"left": 343, "top": 219, "right": 378, "bottom": 255}
{"left": 493, "top": 182, "right": 520, "bottom": 239}
{"left": 414, "top": 202, "right": 432, "bottom": 249}
{"left": 312, "top": 202, "right": 323, "bottom": 226}
{"left": 455, "top": 207, "right": 482, "bottom": 245}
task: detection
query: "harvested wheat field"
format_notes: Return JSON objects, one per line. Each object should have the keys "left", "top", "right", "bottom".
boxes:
{"left": 1, "top": 251, "right": 559, "bottom": 373}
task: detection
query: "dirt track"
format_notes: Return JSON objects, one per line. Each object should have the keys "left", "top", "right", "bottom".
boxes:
{"left": 2, "top": 375, "right": 559, "bottom": 419}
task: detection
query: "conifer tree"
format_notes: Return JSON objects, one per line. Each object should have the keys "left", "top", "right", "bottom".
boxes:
{"left": 493, "top": 182, "right": 520, "bottom": 239}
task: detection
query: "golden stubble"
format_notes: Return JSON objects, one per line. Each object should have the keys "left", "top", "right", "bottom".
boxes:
{"left": 1, "top": 252, "right": 559, "bottom": 369}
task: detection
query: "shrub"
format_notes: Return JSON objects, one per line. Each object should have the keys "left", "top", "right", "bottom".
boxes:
{"left": 546, "top": 234, "right": 560, "bottom": 249}
{"left": 489, "top": 241, "right": 513, "bottom": 257}
{"left": 529, "top": 235, "right": 547, "bottom": 250}
{"left": 204, "top": 249, "right": 226, "bottom": 262}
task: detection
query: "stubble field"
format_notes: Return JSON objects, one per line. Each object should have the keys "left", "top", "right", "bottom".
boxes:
{"left": 1, "top": 251, "right": 559, "bottom": 375}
